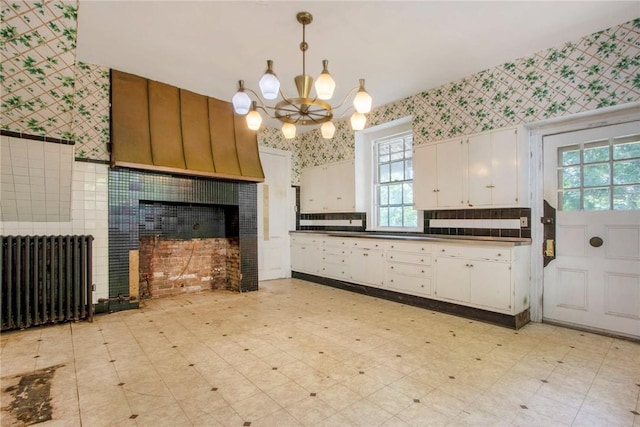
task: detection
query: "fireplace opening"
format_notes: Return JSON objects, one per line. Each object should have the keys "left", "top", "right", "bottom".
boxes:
{"left": 137, "top": 201, "right": 240, "bottom": 298}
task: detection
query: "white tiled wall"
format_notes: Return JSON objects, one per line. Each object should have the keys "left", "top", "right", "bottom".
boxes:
{"left": 0, "top": 157, "right": 109, "bottom": 302}
{"left": 1, "top": 136, "right": 74, "bottom": 222}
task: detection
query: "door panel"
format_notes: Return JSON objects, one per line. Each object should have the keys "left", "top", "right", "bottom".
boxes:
{"left": 542, "top": 121, "right": 640, "bottom": 338}
{"left": 258, "top": 148, "right": 292, "bottom": 281}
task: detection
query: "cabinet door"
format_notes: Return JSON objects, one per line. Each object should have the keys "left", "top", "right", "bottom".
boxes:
{"left": 436, "top": 139, "right": 465, "bottom": 208}
{"left": 469, "top": 260, "right": 512, "bottom": 311}
{"left": 467, "top": 133, "right": 492, "bottom": 207}
{"left": 291, "top": 242, "right": 318, "bottom": 274}
{"left": 351, "top": 248, "right": 385, "bottom": 287}
{"left": 413, "top": 144, "right": 438, "bottom": 209}
{"left": 300, "top": 166, "right": 325, "bottom": 213}
{"left": 490, "top": 128, "right": 518, "bottom": 206}
{"left": 434, "top": 257, "right": 469, "bottom": 302}
{"left": 367, "top": 249, "right": 386, "bottom": 288}
{"left": 291, "top": 242, "right": 306, "bottom": 272}
{"left": 327, "top": 161, "right": 355, "bottom": 212}
{"left": 350, "top": 247, "right": 370, "bottom": 284}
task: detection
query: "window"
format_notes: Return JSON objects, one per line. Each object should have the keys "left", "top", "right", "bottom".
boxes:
{"left": 373, "top": 131, "right": 419, "bottom": 229}
{"left": 558, "top": 134, "right": 640, "bottom": 211}
{"left": 354, "top": 116, "right": 421, "bottom": 231}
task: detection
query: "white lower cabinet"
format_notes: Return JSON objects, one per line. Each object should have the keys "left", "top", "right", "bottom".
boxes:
{"left": 291, "top": 234, "right": 530, "bottom": 318}
{"left": 350, "top": 240, "right": 386, "bottom": 287}
{"left": 386, "top": 242, "right": 432, "bottom": 297}
{"left": 434, "top": 243, "right": 529, "bottom": 314}
{"left": 320, "top": 238, "right": 351, "bottom": 281}
{"left": 290, "top": 234, "right": 320, "bottom": 275}
{"left": 433, "top": 257, "right": 470, "bottom": 302}
{"left": 469, "top": 260, "right": 512, "bottom": 311}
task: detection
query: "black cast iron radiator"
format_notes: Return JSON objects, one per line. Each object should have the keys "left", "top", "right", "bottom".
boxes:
{"left": 1, "top": 236, "right": 94, "bottom": 331}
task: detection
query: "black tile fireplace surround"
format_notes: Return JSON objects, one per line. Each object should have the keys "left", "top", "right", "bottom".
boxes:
{"left": 107, "top": 168, "right": 258, "bottom": 312}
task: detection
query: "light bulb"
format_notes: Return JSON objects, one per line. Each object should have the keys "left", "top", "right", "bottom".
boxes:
{"left": 231, "top": 81, "right": 251, "bottom": 114}
{"left": 350, "top": 112, "right": 366, "bottom": 131}
{"left": 246, "top": 102, "right": 262, "bottom": 130}
{"left": 282, "top": 122, "right": 296, "bottom": 139}
{"left": 353, "top": 78, "right": 372, "bottom": 114}
{"left": 321, "top": 121, "right": 336, "bottom": 139}
{"left": 315, "top": 60, "right": 336, "bottom": 100}
{"left": 259, "top": 60, "right": 280, "bottom": 100}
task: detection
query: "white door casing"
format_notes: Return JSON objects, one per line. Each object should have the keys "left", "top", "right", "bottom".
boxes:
{"left": 542, "top": 120, "right": 640, "bottom": 339}
{"left": 257, "top": 146, "right": 292, "bottom": 281}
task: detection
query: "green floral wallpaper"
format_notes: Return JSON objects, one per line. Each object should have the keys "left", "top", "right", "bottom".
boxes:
{"left": 1, "top": 0, "right": 110, "bottom": 160}
{"left": 2, "top": 3, "right": 638, "bottom": 176}
{"left": 265, "top": 18, "right": 640, "bottom": 182}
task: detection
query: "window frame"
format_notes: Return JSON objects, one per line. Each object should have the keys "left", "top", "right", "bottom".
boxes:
{"left": 354, "top": 116, "right": 423, "bottom": 233}
{"left": 372, "top": 131, "right": 419, "bottom": 230}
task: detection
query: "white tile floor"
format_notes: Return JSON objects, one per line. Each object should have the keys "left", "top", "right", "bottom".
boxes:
{"left": 1, "top": 278, "right": 639, "bottom": 426}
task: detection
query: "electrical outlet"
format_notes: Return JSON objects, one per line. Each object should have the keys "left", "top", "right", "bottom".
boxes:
{"left": 520, "top": 217, "right": 528, "bottom": 228}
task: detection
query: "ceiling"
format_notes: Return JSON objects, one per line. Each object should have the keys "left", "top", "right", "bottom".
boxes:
{"left": 76, "top": 1, "right": 638, "bottom": 130}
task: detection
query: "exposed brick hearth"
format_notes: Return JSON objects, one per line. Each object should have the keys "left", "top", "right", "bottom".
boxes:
{"left": 139, "top": 236, "right": 240, "bottom": 298}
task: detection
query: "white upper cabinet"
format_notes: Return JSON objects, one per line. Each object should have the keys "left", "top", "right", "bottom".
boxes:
{"left": 413, "top": 138, "right": 465, "bottom": 210}
{"left": 467, "top": 128, "right": 519, "bottom": 207}
{"left": 437, "top": 138, "right": 465, "bottom": 208}
{"left": 300, "top": 160, "right": 355, "bottom": 213}
{"left": 414, "top": 126, "right": 527, "bottom": 210}
{"left": 327, "top": 160, "right": 356, "bottom": 212}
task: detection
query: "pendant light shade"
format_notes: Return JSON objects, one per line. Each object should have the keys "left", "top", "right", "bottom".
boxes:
{"left": 232, "top": 80, "right": 252, "bottom": 114}
{"left": 353, "top": 79, "right": 372, "bottom": 114}
{"left": 246, "top": 102, "right": 262, "bottom": 130}
{"left": 350, "top": 112, "right": 366, "bottom": 130}
{"left": 282, "top": 122, "right": 297, "bottom": 139}
{"left": 321, "top": 121, "right": 336, "bottom": 139}
{"left": 230, "top": 12, "right": 372, "bottom": 135}
{"left": 259, "top": 60, "right": 280, "bottom": 100}
{"left": 315, "top": 60, "right": 336, "bottom": 100}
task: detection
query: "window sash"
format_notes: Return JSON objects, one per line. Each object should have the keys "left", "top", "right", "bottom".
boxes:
{"left": 373, "top": 132, "right": 418, "bottom": 228}
{"left": 557, "top": 135, "right": 640, "bottom": 211}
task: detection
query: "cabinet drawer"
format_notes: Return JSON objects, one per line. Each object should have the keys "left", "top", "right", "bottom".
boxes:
{"left": 321, "top": 263, "right": 349, "bottom": 280}
{"left": 291, "top": 235, "right": 320, "bottom": 245}
{"left": 387, "top": 251, "right": 432, "bottom": 265}
{"left": 351, "top": 239, "right": 385, "bottom": 250}
{"left": 436, "top": 245, "right": 511, "bottom": 261}
{"left": 387, "top": 273, "right": 431, "bottom": 296}
{"left": 321, "top": 253, "right": 348, "bottom": 265}
{"left": 388, "top": 263, "right": 431, "bottom": 277}
{"left": 387, "top": 242, "right": 432, "bottom": 253}
{"left": 321, "top": 245, "right": 349, "bottom": 256}
{"left": 321, "top": 237, "right": 352, "bottom": 247}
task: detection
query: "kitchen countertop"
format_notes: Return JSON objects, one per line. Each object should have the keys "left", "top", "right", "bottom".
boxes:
{"left": 290, "top": 230, "right": 531, "bottom": 246}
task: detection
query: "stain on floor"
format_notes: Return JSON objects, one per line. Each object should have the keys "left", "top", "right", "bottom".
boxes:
{"left": 1, "top": 364, "right": 64, "bottom": 426}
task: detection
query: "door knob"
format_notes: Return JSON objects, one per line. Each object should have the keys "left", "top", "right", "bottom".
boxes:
{"left": 589, "top": 236, "right": 604, "bottom": 248}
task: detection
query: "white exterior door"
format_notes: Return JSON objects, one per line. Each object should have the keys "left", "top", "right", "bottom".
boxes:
{"left": 257, "top": 147, "right": 292, "bottom": 281}
{"left": 542, "top": 121, "right": 640, "bottom": 338}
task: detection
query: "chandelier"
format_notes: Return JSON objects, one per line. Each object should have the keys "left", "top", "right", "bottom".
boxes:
{"left": 231, "top": 11, "right": 372, "bottom": 139}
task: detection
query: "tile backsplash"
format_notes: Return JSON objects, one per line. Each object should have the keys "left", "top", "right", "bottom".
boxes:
{"left": 296, "top": 207, "right": 532, "bottom": 239}
{"left": 425, "top": 208, "right": 532, "bottom": 238}
{"left": 298, "top": 212, "right": 367, "bottom": 232}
